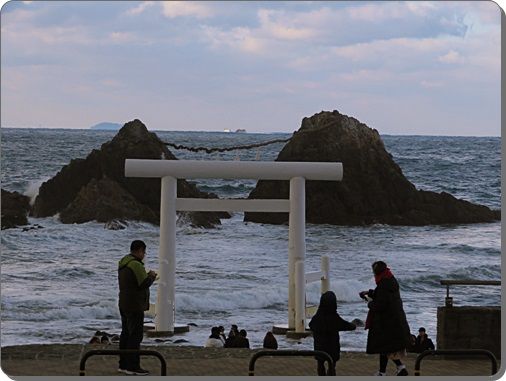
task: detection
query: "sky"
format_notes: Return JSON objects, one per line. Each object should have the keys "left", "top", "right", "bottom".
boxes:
{"left": 0, "top": 1, "right": 502, "bottom": 136}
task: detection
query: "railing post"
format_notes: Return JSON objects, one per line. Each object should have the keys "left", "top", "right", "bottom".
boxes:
{"left": 445, "top": 284, "right": 453, "bottom": 307}
{"left": 414, "top": 349, "right": 498, "bottom": 376}
{"left": 440, "top": 280, "right": 500, "bottom": 308}
{"left": 248, "top": 350, "right": 334, "bottom": 377}
{"left": 79, "top": 349, "right": 167, "bottom": 376}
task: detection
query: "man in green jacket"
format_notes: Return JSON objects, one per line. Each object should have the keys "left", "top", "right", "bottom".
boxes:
{"left": 117, "top": 240, "right": 157, "bottom": 376}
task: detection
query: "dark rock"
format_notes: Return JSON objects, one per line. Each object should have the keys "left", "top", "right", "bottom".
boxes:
{"left": 32, "top": 119, "right": 229, "bottom": 227}
{"left": 351, "top": 318, "right": 365, "bottom": 327}
{"left": 1, "top": 189, "right": 30, "bottom": 229}
{"left": 22, "top": 224, "right": 44, "bottom": 232}
{"left": 59, "top": 176, "right": 158, "bottom": 224}
{"left": 154, "top": 338, "right": 172, "bottom": 342}
{"left": 245, "top": 110, "right": 500, "bottom": 226}
{"left": 104, "top": 219, "right": 129, "bottom": 230}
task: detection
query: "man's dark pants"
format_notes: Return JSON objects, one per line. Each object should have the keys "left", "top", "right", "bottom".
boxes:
{"left": 119, "top": 309, "right": 144, "bottom": 370}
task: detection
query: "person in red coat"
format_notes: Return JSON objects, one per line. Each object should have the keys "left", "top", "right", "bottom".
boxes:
{"left": 360, "top": 261, "right": 412, "bottom": 376}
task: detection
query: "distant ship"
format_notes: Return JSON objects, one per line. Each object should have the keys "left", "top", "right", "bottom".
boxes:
{"left": 223, "top": 128, "right": 247, "bottom": 133}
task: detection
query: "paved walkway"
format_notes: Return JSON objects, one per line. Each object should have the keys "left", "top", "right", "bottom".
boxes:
{"left": 1, "top": 344, "right": 501, "bottom": 377}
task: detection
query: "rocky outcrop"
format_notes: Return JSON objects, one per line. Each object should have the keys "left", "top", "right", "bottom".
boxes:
{"left": 1, "top": 189, "right": 30, "bottom": 229}
{"left": 59, "top": 176, "right": 158, "bottom": 224}
{"left": 32, "top": 119, "right": 228, "bottom": 228}
{"left": 245, "top": 110, "right": 500, "bottom": 226}
{"left": 104, "top": 220, "right": 129, "bottom": 230}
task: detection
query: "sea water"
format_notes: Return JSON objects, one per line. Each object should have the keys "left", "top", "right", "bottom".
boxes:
{"left": 0, "top": 128, "right": 501, "bottom": 351}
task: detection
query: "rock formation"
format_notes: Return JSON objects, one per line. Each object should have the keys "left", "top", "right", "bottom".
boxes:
{"left": 59, "top": 176, "right": 158, "bottom": 224}
{"left": 1, "top": 189, "right": 30, "bottom": 229}
{"left": 244, "top": 110, "right": 500, "bottom": 226}
{"left": 104, "top": 220, "right": 129, "bottom": 230}
{"left": 32, "top": 119, "right": 229, "bottom": 228}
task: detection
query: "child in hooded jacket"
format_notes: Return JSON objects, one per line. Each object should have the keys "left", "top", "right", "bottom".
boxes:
{"left": 309, "top": 291, "right": 356, "bottom": 376}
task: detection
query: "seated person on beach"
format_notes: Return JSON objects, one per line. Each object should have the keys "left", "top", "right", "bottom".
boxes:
{"left": 263, "top": 331, "right": 278, "bottom": 350}
{"left": 218, "top": 325, "right": 226, "bottom": 345}
{"left": 204, "top": 327, "right": 224, "bottom": 348}
{"left": 412, "top": 327, "right": 435, "bottom": 353}
{"left": 309, "top": 290, "right": 356, "bottom": 376}
{"left": 89, "top": 331, "right": 120, "bottom": 345}
{"left": 224, "top": 324, "right": 239, "bottom": 348}
{"left": 407, "top": 334, "right": 417, "bottom": 352}
{"left": 231, "top": 329, "right": 250, "bottom": 348}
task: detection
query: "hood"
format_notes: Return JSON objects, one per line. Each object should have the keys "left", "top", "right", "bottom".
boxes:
{"left": 317, "top": 291, "right": 337, "bottom": 314}
{"left": 118, "top": 254, "right": 137, "bottom": 268}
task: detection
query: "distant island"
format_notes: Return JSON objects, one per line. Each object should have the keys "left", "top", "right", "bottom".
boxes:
{"left": 90, "top": 122, "right": 122, "bottom": 131}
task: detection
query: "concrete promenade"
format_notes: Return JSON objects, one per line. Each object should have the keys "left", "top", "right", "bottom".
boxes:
{"left": 1, "top": 344, "right": 501, "bottom": 377}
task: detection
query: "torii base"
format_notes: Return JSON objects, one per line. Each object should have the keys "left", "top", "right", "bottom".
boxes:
{"left": 144, "top": 323, "right": 190, "bottom": 337}
{"left": 286, "top": 330, "right": 312, "bottom": 339}
{"left": 272, "top": 324, "right": 312, "bottom": 338}
{"left": 272, "top": 324, "right": 290, "bottom": 335}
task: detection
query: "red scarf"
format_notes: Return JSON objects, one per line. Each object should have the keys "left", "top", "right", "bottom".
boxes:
{"left": 365, "top": 268, "right": 394, "bottom": 330}
{"left": 374, "top": 267, "right": 393, "bottom": 285}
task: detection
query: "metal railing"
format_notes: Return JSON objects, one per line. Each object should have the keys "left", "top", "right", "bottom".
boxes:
{"left": 249, "top": 349, "right": 335, "bottom": 376}
{"left": 414, "top": 349, "right": 498, "bottom": 376}
{"left": 440, "top": 279, "right": 500, "bottom": 307}
{"left": 79, "top": 349, "right": 167, "bottom": 376}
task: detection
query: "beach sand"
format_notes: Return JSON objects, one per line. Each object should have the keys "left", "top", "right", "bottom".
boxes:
{"left": 1, "top": 344, "right": 501, "bottom": 377}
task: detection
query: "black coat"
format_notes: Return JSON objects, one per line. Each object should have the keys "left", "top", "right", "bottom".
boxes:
{"left": 263, "top": 333, "right": 278, "bottom": 350}
{"left": 366, "top": 276, "right": 411, "bottom": 354}
{"left": 309, "top": 292, "right": 356, "bottom": 362}
{"left": 231, "top": 335, "right": 250, "bottom": 348}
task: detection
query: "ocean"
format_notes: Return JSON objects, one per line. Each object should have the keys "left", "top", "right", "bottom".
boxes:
{"left": 0, "top": 128, "right": 501, "bottom": 351}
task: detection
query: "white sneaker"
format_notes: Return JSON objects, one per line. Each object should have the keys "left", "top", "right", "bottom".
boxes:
{"left": 374, "top": 371, "right": 386, "bottom": 376}
{"left": 125, "top": 368, "right": 150, "bottom": 376}
{"left": 117, "top": 368, "right": 128, "bottom": 374}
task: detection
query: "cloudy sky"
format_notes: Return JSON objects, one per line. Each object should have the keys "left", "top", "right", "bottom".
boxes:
{"left": 1, "top": 1, "right": 501, "bottom": 135}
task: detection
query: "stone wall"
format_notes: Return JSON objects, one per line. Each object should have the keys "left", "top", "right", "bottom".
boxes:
{"left": 437, "top": 306, "right": 500, "bottom": 359}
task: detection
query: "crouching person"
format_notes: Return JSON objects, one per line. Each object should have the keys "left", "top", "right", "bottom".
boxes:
{"left": 309, "top": 291, "right": 356, "bottom": 376}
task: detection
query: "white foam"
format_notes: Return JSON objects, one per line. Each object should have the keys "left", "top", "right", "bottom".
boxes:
{"left": 176, "top": 285, "right": 288, "bottom": 312}
{"left": 24, "top": 177, "right": 50, "bottom": 205}
{"left": 305, "top": 279, "right": 372, "bottom": 304}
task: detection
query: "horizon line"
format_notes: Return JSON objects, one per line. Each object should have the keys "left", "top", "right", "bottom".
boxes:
{"left": 0, "top": 125, "right": 501, "bottom": 138}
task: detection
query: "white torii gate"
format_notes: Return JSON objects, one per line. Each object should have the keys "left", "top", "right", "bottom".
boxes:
{"left": 125, "top": 159, "right": 343, "bottom": 335}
